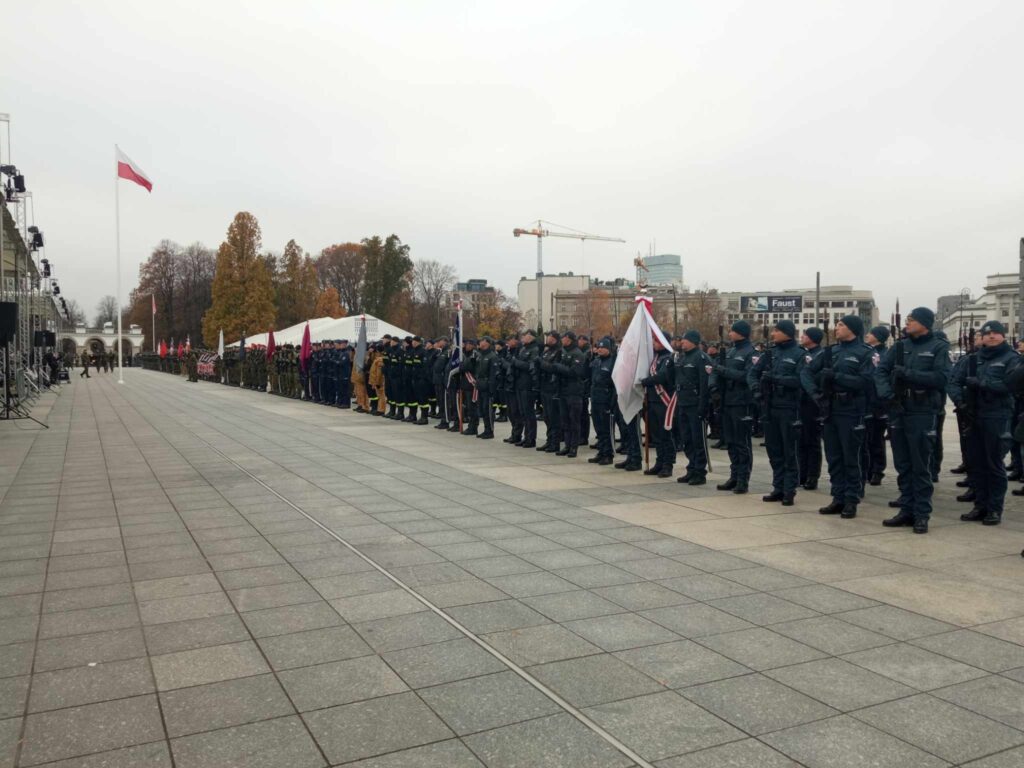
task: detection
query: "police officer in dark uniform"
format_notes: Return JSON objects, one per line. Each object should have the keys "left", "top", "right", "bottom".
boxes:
{"left": 862, "top": 325, "right": 890, "bottom": 485}
{"left": 553, "top": 331, "right": 586, "bottom": 457}
{"left": 802, "top": 315, "right": 874, "bottom": 519}
{"left": 337, "top": 339, "right": 352, "bottom": 408}
{"left": 674, "top": 329, "right": 710, "bottom": 485}
{"left": 750, "top": 320, "right": 803, "bottom": 505}
{"left": 459, "top": 338, "right": 479, "bottom": 435}
{"left": 798, "top": 328, "right": 825, "bottom": 490}
{"left": 513, "top": 329, "right": 540, "bottom": 448}
{"left": 588, "top": 337, "right": 616, "bottom": 465}
{"left": 712, "top": 321, "right": 755, "bottom": 494}
{"left": 492, "top": 339, "right": 508, "bottom": 423}
{"left": 383, "top": 336, "right": 398, "bottom": 418}
{"left": 406, "top": 336, "right": 430, "bottom": 424}
{"left": 445, "top": 341, "right": 463, "bottom": 432}
{"left": 875, "top": 307, "right": 950, "bottom": 533}
{"left": 503, "top": 335, "right": 523, "bottom": 444}
{"left": 474, "top": 337, "right": 497, "bottom": 439}
{"left": 432, "top": 338, "right": 451, "bottom": 428}
{"left": 577, "top": 335, "right": 593, "bottom": 447}
{"left": 948, "top": 320, "right": 1019, "bottom": 526}
{"left": 641, "top": 333, "right": 676, "bottom": 478}
{"left": 538, "top": 332, "right": 563, "bottom": 453}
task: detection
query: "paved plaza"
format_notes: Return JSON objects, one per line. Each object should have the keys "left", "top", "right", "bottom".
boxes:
{"left": 2, "top": 371, "right": 1024, "bottom": 767}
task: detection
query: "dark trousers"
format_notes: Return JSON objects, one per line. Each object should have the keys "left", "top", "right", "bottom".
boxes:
{"left": 862, "top": 414, "right": 888, "bottom": 480}
{"left": 580, "top": 396, "right": 591, "bottom": 443}
{"left": 722, "top": 405, "right": 752, "bottom": 483}
{"left": 338, "top": 376, "right": 352, "bottom": 407}
{"left": 561, "top": 395, "right": 582, "bottom": 449}
{"left": 799, "top": 401, "right": 822, "bottom": 484}
{"left": 678, "top": 407, "right": 708, "bottom": 478}
{"left": 507, "top": 389, "right": 523, "bottom": 440}
{"left": 435, "top": 382, "right": 446, "bottom": 419}
{"left": 541, "top": 392, "right": 561, "bottom": 448}
{"left": 968, "top": 415, "right": 1011, "bottom": 515}
{"left": 824, "top": 412, "right": 865, "bottom": 504}
{"left": 518, "top": 389, "right": 538, "bottom": 444}
{"left": 647, "top": 400, "right": 675, "bottom": 469}
{"left": 478, "top": 392, "right": 494, "bottom": 434}
{"left": 463, "top": 390, "right": 479, "bottom": 430}
{"left": 889, "top": 411, "right": 937, "bottom": 521}
{"left": 446, "top": 386, "right": 460, "bottom": 425}
{"left": 930, "top": 409, "right": 945, "bottom": 478}
{"left": 592, "top": 398, "right": 613, "bottom": 458}
{"left": 623, "top": 414, "right": 642, "bottom": 464}
{"left": 766, "top": 407, "right": 801, "bottom": 496}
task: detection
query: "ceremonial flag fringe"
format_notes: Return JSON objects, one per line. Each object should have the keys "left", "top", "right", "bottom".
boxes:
{"left": 266, "top": 330, "right": 276, "bottom": 362}
{"left": 612, "top": 295, "right": 671, "bottom": 424}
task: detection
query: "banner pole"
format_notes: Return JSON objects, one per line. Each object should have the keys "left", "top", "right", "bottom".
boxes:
{"left": 115, "top": 145, "right": 124, "bottom": 384}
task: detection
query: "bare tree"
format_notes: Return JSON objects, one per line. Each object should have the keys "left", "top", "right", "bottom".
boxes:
{"left": 412, "top": 259, "right": 457, "bottom": 337}
{"left": 682, "top": 284, "right": 725, "bottom": 341}
{"left": 64, "top": 298, "right": 87, "bottom": 325}
{"left": 317, "top": 243, "right": 365, "bottom": 314}
{"left": 94, "top": 295, "right": 119, "bottom": 326}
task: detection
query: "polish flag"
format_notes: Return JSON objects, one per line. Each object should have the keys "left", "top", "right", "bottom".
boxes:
{"left": 611, "top": 294, "right": 671, "bottom": 424}
{"left": 116, "top": 147, "right": 153, "bottom": 192}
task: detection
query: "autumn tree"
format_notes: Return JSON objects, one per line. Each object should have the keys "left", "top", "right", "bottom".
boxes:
{"left": 317, "top": 243, "right": 365, "bottom": 314}
{"left": 682, "top": 285, "right": 725, "bottom": 341}
{"left": 202, "top": 212, "right": 276, "bottom": 344}
{"left": 362, "top": 235, "right": 412, "bottom": 319}
{"left": 412, "top": 259, "right": 457, "bottom": 337}
{"left": 94, "top": 295, "right": 118, "bottom": 326}
{"left": 276, "top": 239, "right": 319, "bottom": 327}
{"left": 476, "top": 290, "right": 522, "bottom": 339}
{"left": 574, "top": 288, "right": 614, "bottom": 337}
{"left": 314, "top": 287, "right": 346, "bottom": 319}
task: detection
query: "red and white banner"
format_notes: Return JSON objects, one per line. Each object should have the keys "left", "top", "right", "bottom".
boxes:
{"left": 116, "top": 147, "right": 153, "bottom": 192}
{"left": 611, "top": 295, "right": 671, "bottom": 424}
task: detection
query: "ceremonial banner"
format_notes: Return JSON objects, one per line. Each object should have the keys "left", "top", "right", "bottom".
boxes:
{"left": 612, "top": 295, "right": 670, "bottom": 423}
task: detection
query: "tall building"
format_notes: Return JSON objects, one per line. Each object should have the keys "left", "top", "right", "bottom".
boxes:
{"left": 447, "top": 279, "right": 496, "bottom": 311}
{"left": 940, "top": 273, "right": 1022, "bottom": 343}
{"left": 641, "top": 254, "right": 684, "bottom": 288}
{"left": 517, "top": 273, "right": 590, "bottom": 331}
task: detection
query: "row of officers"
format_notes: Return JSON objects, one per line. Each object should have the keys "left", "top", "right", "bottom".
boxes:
{"left": 272, "top": 306, "right": 1023, "bottom": 537}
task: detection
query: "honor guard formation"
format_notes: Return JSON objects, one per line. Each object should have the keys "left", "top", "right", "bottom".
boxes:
{"left": 144, "top": 305, "right": 1024, "bottom": 540}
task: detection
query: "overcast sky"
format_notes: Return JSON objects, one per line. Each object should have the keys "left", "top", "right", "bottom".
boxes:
{"left": 4, "top": 0, "right": 1022, "bottom": 324}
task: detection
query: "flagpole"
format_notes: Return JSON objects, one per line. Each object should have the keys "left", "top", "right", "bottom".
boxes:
{"left": 115, "top": 145, "right": 124, "bottom": 384}
{"left": 152, "top": 294, "right": 156, "bottom": 353}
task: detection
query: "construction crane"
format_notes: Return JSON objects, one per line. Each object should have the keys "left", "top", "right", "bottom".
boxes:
{"left": 513, "top": 220, "right": 625, "bottom": 332}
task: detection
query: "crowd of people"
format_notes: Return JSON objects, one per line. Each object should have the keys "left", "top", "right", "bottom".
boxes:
{"left": 140, "top": 305, "right": 1024, "bottom": 538}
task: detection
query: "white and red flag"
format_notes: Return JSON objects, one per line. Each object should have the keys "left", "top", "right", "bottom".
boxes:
{"left": 116, "top": 147, "right": 153, "bottom": 192}
{"left": 611, "top": 294, "right": 671, "bottom": 424}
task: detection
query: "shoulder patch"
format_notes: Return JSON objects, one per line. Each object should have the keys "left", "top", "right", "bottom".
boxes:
{"left": 872, "top": 352, "right": 880, "bottom": 367}
{"left": 805, "top": 355, "right": 812, "bottom": 364}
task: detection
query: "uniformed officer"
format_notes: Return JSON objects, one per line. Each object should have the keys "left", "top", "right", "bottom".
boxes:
{"left": 712, "top": 321, "right": 755, "bottom": 494}
{"left": 492, "top": 339, "right": 508, "bottom": 423}
{"left": 750, "top": 320, "right": 803, "bottom": 505}
{"left": 948, "top": 320, "right": 1019, "bottom": 526}
{"left": 512, "top": 329, "right": 540, "bottom": 448}
{"left": 798, "top": 328, "right": 825, "bottom": 490}
{"left": 875, "top": 307, "right": 950, "bottom": 533}
{"left": 503, "top": 336, "right": 524, "bottom": 444}
{"left": 537, "top": 332, "right": 563, "bottom": 453}
{"left": 474, "top": 337, "right": 498, "bottom": 439}
{"left": 459, "top": 338, "right": 479, "bottom": 435}
{"left": 431, "top": 338, "right": 451, "bottom": 427}
{"left": 862, "top": 325, "right": 890, "bottom": 485}
{"left": 803, "top": 315, "right": 874, "bottom": 519}
{"left": 588, "top": 337, "right": 616, "bottom": 465}
{"left": 406, "top": 336, "right": 430, "bottom": 423}
{"left": 641, "top": 333, "right": 676, "bottom": 478}
{"left": 674, "top": 329, "right": 710, "bottom": 485}
{"left": 577, "top": 335, "right": 593, "bottom": 447}
{"left": 553, "top": 331, "right": 586, "bottom": 457}
{"left": 336, "top": 339, "right": 352, "bottom": 408}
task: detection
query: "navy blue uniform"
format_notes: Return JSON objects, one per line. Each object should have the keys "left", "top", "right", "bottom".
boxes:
{"left": 948, "top": 343, "right": 1019, "bottom": 522}
{"left": 711, "top": 340, "right": 755, "bottom": 487}
{"left": 750, "top": 340, "right": 804, "bottom": 498}
{"left": 798, "top": 345, "right": 825, "bottom": 486}
{"left": 875, "top": 332, "right": 951, "bottom": 524}
{"left": 674, "top": 347, "right": 710, "bottom": 481}
{"left": 512, "top": 339, "right": 540, "bottom": 446}
{"left": 590, "top": 353, "right": 616, "bottom": 461}
{"left": 802, "top": 340, "right": 874, "bottom": 506}
{"left": 862, "top": 343, "right": 888, "bottom": 483}
{"left": 642, "top": 348, "right": 677, "bottom": 473}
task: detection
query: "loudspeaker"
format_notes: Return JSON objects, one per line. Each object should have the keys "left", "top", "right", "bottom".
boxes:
{"left": 0, "top": 302, "right": 16, "bottom": 345}
{"left": 33, "top": 330, "right": 45, "bottom": 347}
{"left": 45, "top": 331, "right": 56, "bottom": 346}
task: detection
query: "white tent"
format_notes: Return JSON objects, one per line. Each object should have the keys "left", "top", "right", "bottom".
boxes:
{"left": 229, "top": 313, "right": 414, "bottom": 347}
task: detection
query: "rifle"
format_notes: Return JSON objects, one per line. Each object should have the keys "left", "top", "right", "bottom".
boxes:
{"left": 892, "top": 339, "right": 908, "bottom": 414}
{"left": 962, "top": 352, "right": 978, "bottom": 434}
{"left": 817, "top": 345, "right": 833, "bottom": 423}
{"left": 759, "top": 345, "right": 775, "bottom": 409}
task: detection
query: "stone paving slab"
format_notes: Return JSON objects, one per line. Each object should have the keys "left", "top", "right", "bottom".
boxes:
{"left": 0, "top": 370, "right": 1022, "bottom": 767}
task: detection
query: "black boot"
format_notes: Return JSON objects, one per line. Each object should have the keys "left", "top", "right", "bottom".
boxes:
{"left": 950, "top": 464, "right": 967, "bottom": 474}
{"left": 689, "top": 476, "right": 707, "bottom": 486}
{"left": 868, "top": 474, "right": 883, "bottom": 486}
{"left": 477, "top": 431, "right": 494, "bottom": 440}
{"left": 676, "top": 473, "right": 693, "bottom": 484}
{"left": 762, "top": 491, "right": 784, "bottom": 503}
{"left": 802, "top": 479, "right": 818, "bottom": 491}
{"left": 960, "top": 506, "right": 986, "bottom": 522}
{"left": 587, "top": 455, "right": 603, "bottom": 464}
{"left": 566, "top": 447, "right": 578, "bottom": 458}
{"left": 544, "top": 443, "right": 560, "bottom": 453}
{"left": 598, "top": 456, "right": 613, "bottom": 465}
{"left": 913, "top": 518, "right": 929, "bottom": 534}
{"left": 717, "top": 478, "right": 737, "bottom": 491}
{"left": 956, "top": 490, "right": 976, "bottom": 503}
{"left": 1013, "top": 487, "right": 1024, "bottom": 496}
{"left": 819, "top": 500, "right": 844, "bottom": 515}
{"left": 556, "top": 447, "right": 570, "bottom": 456}
{"left": 520, "top": 441, "right": 536, "bottom": 448}
{"left": 955, "top": 478, "right": 971, "bottom": 488}
{"left": 657, "top": 466, "right": 672, "bottom": 478}
{"left": 982, "top": 510, "right": 1002, "bottom": 526}
{"left": 643, "top": 464, "right": 664, "bottom": 476}
{"left": 840, "top": 503, "right": 858, "bottom": 519}
{"left": 883, "top": 512, "right": 914, "bottom": 527}
{"left": 733, "top": 482, "right": 748, "bottom": 494}
{"left": 782, "top": 495, "right": 795, "bottom": 507}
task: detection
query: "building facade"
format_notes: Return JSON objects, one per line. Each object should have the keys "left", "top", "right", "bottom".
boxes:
{"left": 717, "top": 285, "right": 878, "bottom": 340}
{"left": 641, "top": 254, "right": 685, "bottom": 288}
{"left": 447, "top": 278, "right": 497, "bottom": 311}
{"left": 940, "top": 272, "right": 1022, "bottom": 345}
{"left": 517, "top": 273, "right": 590, "bottom": 331}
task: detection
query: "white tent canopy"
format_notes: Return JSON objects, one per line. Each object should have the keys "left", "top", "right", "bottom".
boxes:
{"left": 228, "top": 314, "right": 414, "bottom": 347}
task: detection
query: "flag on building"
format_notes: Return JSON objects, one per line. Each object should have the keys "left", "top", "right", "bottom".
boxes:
{"left": 611, "top": 294, "right": 671, "bottom": 424}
